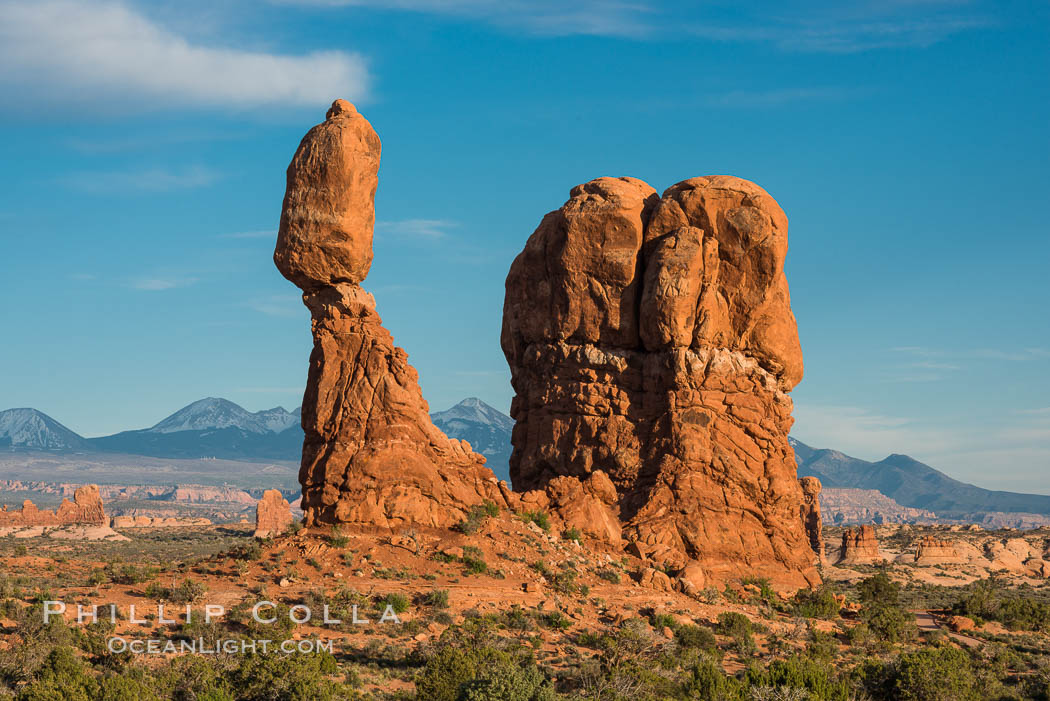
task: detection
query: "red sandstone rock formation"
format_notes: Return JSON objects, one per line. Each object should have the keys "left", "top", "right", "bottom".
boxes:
{"left": 275, "top": 101, "right": 506, "bottom": 529}
{"left": 799, "top": 477, "right": 826, "bottom": 566}
{"left": 914, "top": 535, "right": 964, "bottom": 565}
{"left": 838, "top": 525, "right": 883, "bottom": 565}
{"left": 502, "top": 176, "right": 817, "bottom": 589}
{"left": 0, "top": 485, "right": 106, "bottom": 527}
{"left": 254, "top": 489, "right": 296, "bottom": 538}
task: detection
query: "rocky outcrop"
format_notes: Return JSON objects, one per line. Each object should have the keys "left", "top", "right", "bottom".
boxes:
{"left": 0, "top": 485, "right": 106, "bottom": 527}
{"left": 838, "top": 525, "right": 883, "bottom": 565}
{"left": 799, "top": 476, "right": 826, "bottom": 565}
{"left": 275, "top": 101, "right": 506, "bottom": 529}
{"left": 254, "top": 489, "right": 295, "bottom": 538}
{"left": 914, "top": 535, "right": 964, "bottom": 565}
{"left": 502, "top": 175, "right": 817, "bottom": 589}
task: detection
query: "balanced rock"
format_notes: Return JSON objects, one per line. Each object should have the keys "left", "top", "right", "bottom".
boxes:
{"left": 799, "top": 476, "right": 826, "bottom": 565}
{"left": 838, "top": 525, "right": 883, "bottom": 565}
{"left": 254, "top": 489, "right": 295, "bottom": 538}
{"left": 502, "top": 175, "right": 816, "bottom": 589}
{"left": 275, "top": 101, "right": 506, "bottom": 529}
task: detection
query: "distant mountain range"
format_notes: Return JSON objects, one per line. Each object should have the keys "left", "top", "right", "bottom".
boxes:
{"left": 431, "top": 397, "right": 514, "bottom": 483}
{"left": 0, "top": 398, "right": 303, "bottom": 462}
{"left": 790, "top": 437, "right": 1050, "bottom": 518}
{"left": 2, "top": 399, "right": 1047, "bottom": 519}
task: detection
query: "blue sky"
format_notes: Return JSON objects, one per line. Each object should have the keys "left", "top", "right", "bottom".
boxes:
{"left": 0, "top": 0, "right": 1047, "bottom": 493}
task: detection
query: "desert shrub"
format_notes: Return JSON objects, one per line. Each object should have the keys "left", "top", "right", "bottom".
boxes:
{"left": 717, "top": 612, "right": 753, "bottom": 637}
{"left": 457, "top": 501, "right": 499, "bottom": 535}
{"left": 791, "top": 586, "right": 840, "bottom": 620}
{"left": 717, "top": 612, "right": 756, "bottom": 656}
{"left": 596, "top": 569, "right": 621, "bottom": 584}
{"left": 14, "top": 646, "right": 97, "bottom": 701}
{"left": 577, "top": 619, "right": 677, "bottom": 700}
{"left": 105, "top": 563, "right": 158, "bottom": 585}
{"left": 674, "top": 624, "right": 717, "bottom": 651}
{"left": 14, "top": 544, "right": 28, "bottom": 557}
{"left": 744, "top": 654, "right": 852, "bottom": 701}
{"left": 229, "top": 649, "right": 347, "bottom": 701}
{"left": 742, "top": 577, "right": 777, "bottom": 603}
{"left": 804, "top": 629, "right": 838, "bottom": 662}
{"left": 519, "top": 510, "right": 551, "bottom": 532}
{"left": 685, "top": 658, "right": 746, "bottom": 700}
{"left": 286, "top": 520, "right": 303, "bottom": 535}
{"left": 890, "top": 646, "right": 980, "bottom": 701}
{"left": 379, "top": 592, "right": 410, "bottom": 615}
{"left": 951, "top": 578, "right": 1050, "bottom": 631}
{"left": 328, "top": 526, "right": 349, "bottom": 548}
{"left": 857, "top": 572, "right": 914, "bottom": 643}
{"left": 562, "top": 527, "right": 582, "bottom": 542}
{"left": 415, "top": 644, "right": 553, "bottom": 701}
{"left": 146, "top": 578, "right": 207, "bottom": 604}
{"left": 550, "top": 567, "right": 579, "bottom": 595}
{"left": 237, "top": 542, "right": 262, "bottom": 561}
{"left": 427, "top": 589, "right": 450, "bottom": 609}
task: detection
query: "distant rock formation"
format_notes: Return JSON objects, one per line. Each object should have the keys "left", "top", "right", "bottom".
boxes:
{"left": 819, "top": 487, "right": 936, "bottom": 525}
{"left": 110, "top": 516, "right": 211, "bottom": 528}
{"left": 501, "top": 175, "right": 817, "bottom": 589}
{"left": 275, "top": 101, "right": 506, "bottom": 529}
{"left": 0, "top": 485, "right": 106, "bottom": 527}
{"left": 799, "top": 477, "right": 826, "bottom": 565}
{"left": 914, "top": 535, "right": 964, "bottom": 565}
{"left": 838, "top": 525, "right": 883, "bottom": 565}
{"left": 254, "top": 489, "right": 295, "bottom": 538}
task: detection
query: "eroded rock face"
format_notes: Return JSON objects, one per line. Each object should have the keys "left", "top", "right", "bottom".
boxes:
{"left": 838, "top": 525, "right": 883, "bottom": 565}
{"left": 914, "top": 535, "right": 964, "bottom": 565}
{"left": 502, "top": 176, "right": 817, "bottom": 588}
{"left": 799, "top": 477, "right": 826, "bottom": 565}
{"left": 276, "top": 101, "right": 506, "bottom": 529}
{"left": 0, "top": 485, "right": 106, "bottom": 527}
{"left": 254, "top": 489, "right": 295, "bottom": 538}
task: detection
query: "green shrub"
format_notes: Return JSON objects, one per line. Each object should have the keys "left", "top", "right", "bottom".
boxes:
{"left": 891, "top": 646, "right": 980, "bottom": 701}
{"left": 427, "top": 589, "right": 450, "bottom": 609}
{"left": 457, "top": 501, "right": 499, "bottom": 535}
{"left": 596, "top": 569, "right": 620, "bottom": 584}
{"left": 562, "top": 527, "right": 582, "bottom": 542}
{"left": 791, "top": 586, "right": 840, "bottom": 620}
{"left": 675, "top": 624, "right": 717, "bottom": 651}
{"left": 328, "top": 526, "right": 349, "bottom": 548}
{"left": 519, "top": 510, "right": 551, "bottom": 532}
{"left": 380, "top": 592, "right": 410, "bottom": 615}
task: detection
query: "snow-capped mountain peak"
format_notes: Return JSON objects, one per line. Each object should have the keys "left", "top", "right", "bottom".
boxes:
{"left": 148, "top": 398, "right": 299, "bottom": 435}
{"left": 0, "top": 408, "right": 87, "bottom": 450}
{"left": 431, "top": 397, "right": 514, "bottom": 432}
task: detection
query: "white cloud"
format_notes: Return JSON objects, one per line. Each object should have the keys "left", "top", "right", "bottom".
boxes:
{"left": 690, "top": 14, "right": 988, "bottom": 53}
{"left": 376, "top": 219, "right": 456, "bottom": 239}
{"left": 276, "top": 0, "right": 654, "bottom": 37}
{"left": 246, "top": 294, "right": 302, "bottom": 317}
{"left": 61, "top": 166, "right": 220, "bottom": 193}
{"left": 0, "top": 0, "right": 369, "bottom": 111}
{"left": 129, "top": 276, "right": 197, "bottom": 291}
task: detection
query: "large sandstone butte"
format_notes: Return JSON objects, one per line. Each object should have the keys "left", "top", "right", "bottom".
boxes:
{"left": 0, "top": 485, "right": 106, "bottom": 527}
{"left": 838, "top": 525, "right": 883, "bottom": 565}
{"left": 502, "top": 176, "right": 819, "bottom": 588}
{"left": 275, "top": 101, "right": 505, "bottom": 529}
